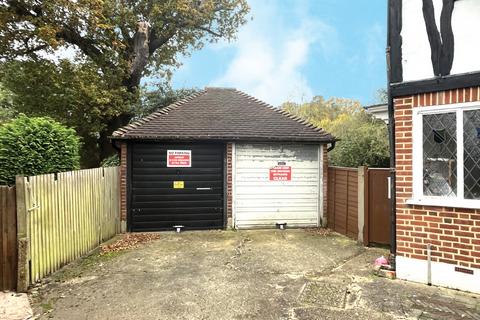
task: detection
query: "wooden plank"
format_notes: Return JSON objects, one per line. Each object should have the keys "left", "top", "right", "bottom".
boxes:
{"left": 26, "top": 179, "right": 35, "bottom": 283}
{"left": 6, "top": 187, "right": 17, "bottom": 290}
{"left": 23, "top": 167, "right": 120, "bottom": 286}
{"left": 1, "top": 187, "right": 6, "bottom": 289}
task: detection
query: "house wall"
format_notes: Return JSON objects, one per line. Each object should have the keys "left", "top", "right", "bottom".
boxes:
{"left": 394, "top": 87, "right": 480, "bottom": 293}
{"left": 401, "top": 0, "right": 480, "bottom": 82}
{"left": 322, "top": 145, "right": 328, "bottom": 227}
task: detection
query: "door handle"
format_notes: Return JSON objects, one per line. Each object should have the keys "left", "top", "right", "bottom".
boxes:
{"left": 196, "top": 187, "right": 212, "bottom": 190}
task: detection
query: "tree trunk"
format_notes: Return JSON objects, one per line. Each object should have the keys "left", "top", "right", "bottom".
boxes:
{"left": 129, "top": 21, "right": 150, "bottom": 89}
{"left": 98, "top": 113, "right": 132, "bottom": 161}
{"left": 95, "top": 21, "right": 151, "bottom": 166}
{"left": 80, "top": 133, "right": 101, "bottom": 168}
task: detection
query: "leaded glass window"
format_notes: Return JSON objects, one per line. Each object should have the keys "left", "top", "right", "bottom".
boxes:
{"left": 464, "top": 110, "right": 480, "bottom": 200}
{"left": 413, "top": 105, "right": 480, "bottom": 207}
{"left": 422, "top": 113, "right": 457, "bottom": 197}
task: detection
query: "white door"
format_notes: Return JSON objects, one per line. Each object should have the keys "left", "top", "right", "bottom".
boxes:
{"left": 234, "top": 143, "right": 322, "bottom": 228}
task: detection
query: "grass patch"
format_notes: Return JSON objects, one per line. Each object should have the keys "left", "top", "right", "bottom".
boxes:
{"left": 40, "top": 300, "right": 54, "bottom": 312}
{"left": 51, "top": 250, "right": 123, "bottom": 282}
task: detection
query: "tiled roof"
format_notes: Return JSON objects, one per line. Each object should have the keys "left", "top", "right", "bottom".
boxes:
{"left": 111, "top": 88, "right": 335, "bottom": 143}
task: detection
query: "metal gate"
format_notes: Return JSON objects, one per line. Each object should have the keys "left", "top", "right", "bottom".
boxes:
{"left": 129, "top": 143, "right": 225, "bottom": 231}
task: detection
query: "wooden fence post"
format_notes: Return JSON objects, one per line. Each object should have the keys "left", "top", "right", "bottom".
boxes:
{"left": 357, "top": 167, "right": 367, "bottom": 245}
{"left": 16, "top": 176, "right": 29, "bottom": 292}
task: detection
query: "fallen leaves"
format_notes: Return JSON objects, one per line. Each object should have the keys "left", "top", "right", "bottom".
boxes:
{"left": 100, "top": 233, "right": 161, "bottom": 255}
{"left": 304, "top": 228, "right": 332, "bottom": 236}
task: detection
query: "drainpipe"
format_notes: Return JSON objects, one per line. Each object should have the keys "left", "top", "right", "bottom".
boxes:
{"left": 386, "top": 0, "right": 397, "bottom": 263}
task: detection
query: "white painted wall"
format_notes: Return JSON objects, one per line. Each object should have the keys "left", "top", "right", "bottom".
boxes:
{"left": 233, "top": 143, "right": 321, "bottom": 228}
{"left": 397, "top": 256, "right": 480, "bottom": 294}
{"left": 401, "top": 0, "right": 480, "bottom": 82}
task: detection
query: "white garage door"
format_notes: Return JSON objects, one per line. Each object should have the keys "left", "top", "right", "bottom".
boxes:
{"left": 234, "top": 143, "right": 322, "bottom": 228}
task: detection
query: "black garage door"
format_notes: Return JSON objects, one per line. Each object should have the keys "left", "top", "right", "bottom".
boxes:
{"left": 130, "top": 143, "right": 225, "bottom": 231}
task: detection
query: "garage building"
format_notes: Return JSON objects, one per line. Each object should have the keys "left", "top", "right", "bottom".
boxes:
{"left": 111, "top": 88, "right": 335, "bottom": 232}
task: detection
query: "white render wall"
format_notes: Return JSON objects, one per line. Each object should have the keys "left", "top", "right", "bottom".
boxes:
{"left": 233, "top": 143, "right": 322, "bottom": 228}
{"left": 401, "top": 0, "right": 480, "bottom": 82}
{"left": 397, "top": 256, "right": 480, "bottom": 294}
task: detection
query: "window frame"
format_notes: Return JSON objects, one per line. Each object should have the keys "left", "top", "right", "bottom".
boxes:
{"left": 407, "top": 101, "right": 480, "bottom": 209}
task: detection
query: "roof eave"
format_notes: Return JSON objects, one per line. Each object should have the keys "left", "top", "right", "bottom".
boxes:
{"left": 109, "top": 135, "right": 336, "bottom": 144}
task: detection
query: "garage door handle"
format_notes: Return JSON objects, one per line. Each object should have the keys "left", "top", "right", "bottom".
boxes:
{"left": 196, "top": 187, "right": 212, "bottom": 190}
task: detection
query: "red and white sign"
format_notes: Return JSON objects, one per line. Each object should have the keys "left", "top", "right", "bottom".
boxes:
{"left": 167, "top": 150, "right": 191, "bottom": 167}
{"left": 269, "top": 166, "right": 291, "bottom": 181}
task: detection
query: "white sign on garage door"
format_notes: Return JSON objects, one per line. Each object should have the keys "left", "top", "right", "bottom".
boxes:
{"left": 233, "top": 143, "right": 322, "bottom": 228}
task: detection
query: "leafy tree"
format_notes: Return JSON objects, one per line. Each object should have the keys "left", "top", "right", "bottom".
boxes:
{"left": 0, "top": 0, "right": 249, "bottom": 164}
{"left": 375, "top": 88, "right": 388, "bottom": 104}
{"left": 0, "top": 115, "right": 81, "bottom": 185}
{"left": 101, "top": 154, "right": 120, "bottom": 167}
{"left": 0, "top": 60, "right": 199, "bottom": 166}
{"left": 0, "top": 83, "right": 15, "bottom": 123}
{"left": 0, "top": 60, "right": 131, "bottom": 166}
{"left": 136, "top": 86, "right": 200, "bottom": 119}
{"left": 283, "top": 97, "right": 390, "bottom": 168}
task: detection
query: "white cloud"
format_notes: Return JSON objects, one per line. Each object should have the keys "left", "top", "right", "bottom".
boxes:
{"left": 211, "top": 0, "right": 338, "bottom": 106}
{"left": 365, "top": 23, "right": 385, "bottom": 66}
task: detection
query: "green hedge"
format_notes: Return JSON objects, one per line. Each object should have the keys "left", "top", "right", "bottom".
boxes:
{"left": 101, "top": 154, "right": 119, "bottom": 167}
{"left": 0, "top": 115, "right": 80, "bottom": 185}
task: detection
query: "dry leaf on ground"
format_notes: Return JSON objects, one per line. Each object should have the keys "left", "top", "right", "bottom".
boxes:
{"left": 100, "top": 233, "right": 161, "bottom": 254}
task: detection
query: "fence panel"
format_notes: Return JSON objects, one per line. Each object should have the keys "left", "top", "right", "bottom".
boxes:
{"left": 327, "top": 167, "right": 359, "bottom": 240}
{"left": 0, "top": 186, "right": 17, "bottom": 291}
{"left": 22, "top": 167, "right": 120, "bottom": 284}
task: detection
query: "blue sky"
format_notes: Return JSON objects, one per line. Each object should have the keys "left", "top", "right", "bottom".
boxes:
{"left": 169, "top": 0, "right": 388, "bottom": 107}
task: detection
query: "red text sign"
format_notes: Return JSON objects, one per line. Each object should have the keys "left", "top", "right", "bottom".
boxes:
{"left": 269, "top": 166, "right": 291, "bottom": 181}
{"left": 167, "top": 150, "right": 191, "bottom": 167}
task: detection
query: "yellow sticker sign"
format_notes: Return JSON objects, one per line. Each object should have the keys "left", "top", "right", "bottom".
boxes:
{"left": 173, "top": 181, "right": 184, "bottom": 189}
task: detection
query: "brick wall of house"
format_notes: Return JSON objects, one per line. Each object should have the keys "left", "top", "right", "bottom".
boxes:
{"left": 322, "top": 145, "right": 329, "bottom": 226}
{"left": 226, "top": 143, "right": 233, "bottom": 227}
{"left": 395, "top": 87, "right": 480, "bottom": 270}
{"left": 120, "top": 142, "right": 127, "bottom": 230}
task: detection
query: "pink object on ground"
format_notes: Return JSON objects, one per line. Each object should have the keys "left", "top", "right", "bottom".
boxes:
{"left": 375, "top": 256, "right": 389, "bottom": 266}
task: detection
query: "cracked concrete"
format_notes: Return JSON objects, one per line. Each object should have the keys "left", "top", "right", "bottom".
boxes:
{"left": 30, "top": 229, "right": 480, "bottom": 320}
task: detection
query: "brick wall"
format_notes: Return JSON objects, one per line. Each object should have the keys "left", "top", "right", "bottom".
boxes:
{"left": 322, "top": 145, "right": 329, "bottom": 226}
{"left": 226, "top": 143, "right": 233, "bottom": 227}
{"left": 395, "top": 87, "right": 480, "bottom": 270}
{"left": 120, "top": 142, "right": 127, "bottom": 227}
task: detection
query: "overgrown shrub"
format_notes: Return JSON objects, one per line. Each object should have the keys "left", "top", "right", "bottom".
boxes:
{"left": 101, "top": 154, "right": 119, "bottom": 167}
{"left": 0, "top": 115, "right": 81, "bottom": 185}
{"left": 283, "top": 97, "right": 390, "bottom": 168}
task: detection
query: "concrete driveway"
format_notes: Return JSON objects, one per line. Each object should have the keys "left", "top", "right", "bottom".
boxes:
{"left": 31, "top": 230, "right": 480, "bottom": 320}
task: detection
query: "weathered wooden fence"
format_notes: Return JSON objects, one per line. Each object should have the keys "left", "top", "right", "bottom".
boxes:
{"left": 327, "top": 166, "right": 391, "bottom": 246}
{"left": 16, "top": 167, "right": 120, "bottom": 289}
{"left": 0, "top": 186, "right": 17, "bottom": 291}
{"left": 327, "top": 167, "right": 359, "bottom": 240}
